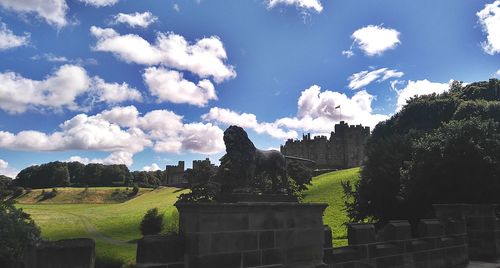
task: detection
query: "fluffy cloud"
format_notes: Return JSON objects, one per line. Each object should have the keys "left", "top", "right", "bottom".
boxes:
{"left": 393, "top": 79, "right": 450, "bottom": 111}
{"left": 477, "top": 1, "right": 500, "bottom": 55}
{"left": 90, "top": 26, "right": 236, "bottom": 82}
{"left": 0, "top": 158, "right": 18, "bottom": 178}
{"left": 348, "top": 68, "right": 404, "bottom": 90}
{"left": 0, "top": 65, "right": 142, "bottom": 113}
{"left": 112, "top": 12, "right": 158, "bottom": 28}
{"left": 0, "top": 65, "right": 89, "bottom": 113}
{"left": 202, "top": 107, "right": 297, "bottom": 139}
{"left": 0, "top": 22, "right": 29, "bottom": 51}
{"left": 79, "top": 0, "right": 119, "bottom": 7}
{"left": 0, "top": 0, "right": 68, "bottom": 27}
{"left": 204, "top": 85, "right": 389, "bottom": 140}
{"left": 142, "top": 163, "right": 161, "bottom": 171}
{"left": 143, "top": 67, "right": 216, "bottom": 106}
{"left": 100, "top": 105, "right": 225, "bottom": 154}
{"left": 347, "top": 25, "right": 401, "bottom": 56}
{"left": 277, "top": 85, "right": 389, "bottom": 131}
{"left": 66, "top": 152, "right": 134, "bottom": 166}
{"left": 92, "top": 77, "right": 142, "bottom": 104}
{"left": 267, "top": 0, "right": 323, "bottom": 13}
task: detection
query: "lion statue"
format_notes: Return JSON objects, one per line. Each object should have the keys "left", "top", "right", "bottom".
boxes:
{"left": 222, "top": 125, "right": 288, "bottom": 193}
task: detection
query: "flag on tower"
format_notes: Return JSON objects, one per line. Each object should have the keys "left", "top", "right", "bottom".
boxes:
{"left": 335, "top": 105, "right": 340, "bottom": 109}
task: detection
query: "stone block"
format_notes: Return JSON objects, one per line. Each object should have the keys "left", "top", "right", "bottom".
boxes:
{"left": 406, "top": 239, "right": 432, "bottom": 252}
{"left": 377, "top": 220, "right": 411, "bottom": 241}
{"left": 374, "top": 255, "right": 405, "bottom": 267}
{"left": 262, "top": 249, "right": 284, "bottom": 265}
{"left": 191, "top": 252, "right": 241, "bottom": 268}
{"left": 23, "top": 238, "right": 95, "bottom": 268}
{"left": 368, "top": 243, "right": 404, "bottom": 258}
{"left": 259, "top": 230, "right": 275, "bottom": 249}
{"left": 347, "top": 223, "right": 375, "bottom": 245}
{"left": 324, "top": 225, "right": 333, "bottom": 248}
{"left": 211, "top": 231, "right": 258, "bottom": 253}
{"left": 185, "top": 233, "right": 210, "bottom": 255}
{"left": 418, "top": 219, "right": 444, "bottom": 238}
{"left": 198, "top": 213, "right": 249, "bottom": 232}
{"left": 243, "top": 250, "right": 261, "bottom": 267}
{"left": 136, "top": 234, "right": 184, "bottom": 264}
{"left": 324, "top": 246, "right": 368, "bottom": 264}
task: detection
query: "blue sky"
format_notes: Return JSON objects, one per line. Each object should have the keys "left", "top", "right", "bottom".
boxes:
{"left": 0, "top": 0, "right": 499, "bottom": 176}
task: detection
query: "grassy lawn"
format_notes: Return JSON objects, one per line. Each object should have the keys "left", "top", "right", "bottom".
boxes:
{"left": 17, "top": 168, "right": 360, "bottom": 266}
{"left": 18, "top": 187, "right": 187, "bottom": 267}
{"left": 302, "top": 167, "right": 360, "bottom": 247}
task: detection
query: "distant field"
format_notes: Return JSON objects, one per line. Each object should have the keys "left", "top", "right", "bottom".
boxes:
{"left": 302, "top": 167, "right": 360, "bottom": 247}
{"left": 17, "top": 168, "right": 360, "bottom": 266}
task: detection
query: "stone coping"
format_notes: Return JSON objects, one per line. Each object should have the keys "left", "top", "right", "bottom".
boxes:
{"left": 175, "top": 202, "right": 328, "bottom": 208}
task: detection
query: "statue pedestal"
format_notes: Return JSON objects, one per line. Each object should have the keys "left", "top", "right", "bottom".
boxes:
{"left": 176, "top": 202, "right": 327, "bottom": 268}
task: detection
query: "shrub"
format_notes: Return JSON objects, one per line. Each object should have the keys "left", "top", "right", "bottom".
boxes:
{"left": 140, "top": 208, "right": 163, "bottom": 236}
{"left": 0, "top": 200, "right": 41, "bottom": 267}
{"left": 131, "top": 185, "right": 139, "bottom": 196}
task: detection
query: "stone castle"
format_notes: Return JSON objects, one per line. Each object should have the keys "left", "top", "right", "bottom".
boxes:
{"left": 280, "top": 121, "right": 370, "bottom": 169}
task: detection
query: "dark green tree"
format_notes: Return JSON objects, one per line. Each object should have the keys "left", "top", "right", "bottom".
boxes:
{"left": 140, "top": 208, "right": 163, "bottom": 236}
{"left": 0, "top": 201, "right": 41, "bottom": 267}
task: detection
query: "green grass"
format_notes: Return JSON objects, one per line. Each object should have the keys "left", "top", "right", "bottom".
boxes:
{"left": 17, "top": 168, "right": 360, "bottom": 266}
{"left": 302, "top": 167, "right": 360, "bottom": 247}
{"left": 18, "top": 187, "right": 187, "bottom": 267}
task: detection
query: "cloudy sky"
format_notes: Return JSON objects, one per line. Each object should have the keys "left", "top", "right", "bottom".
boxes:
{"left": 0, "top": 0, "right": 499, "bottom": 177}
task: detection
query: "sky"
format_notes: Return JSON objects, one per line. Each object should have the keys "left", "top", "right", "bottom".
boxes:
{"left": 0, "top": 0, "right": 499, "bottom": 177}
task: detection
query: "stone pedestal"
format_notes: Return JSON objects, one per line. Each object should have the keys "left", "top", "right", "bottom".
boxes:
{"left": 176, "top": 202, "right": 327, "bottom": 268}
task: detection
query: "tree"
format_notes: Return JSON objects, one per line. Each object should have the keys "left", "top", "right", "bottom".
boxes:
{"left": 140, "top": 208, "right": 163, "bottom": 236}
{"left": 0, "top": 200, "right": 41, "bottom": 267}
{"left": 0, "top": 175, "right": 13, "bottom": 199}
{"left": 286, "top": 161, "right": 312, "bottom": 191}
{"left": 344, "top": 79, "right": 500, "bottom": 227}
{"left": 184, "top": 161, "right": 215, "bottom": 188}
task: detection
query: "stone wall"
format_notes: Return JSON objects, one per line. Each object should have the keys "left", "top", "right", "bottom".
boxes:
{"left": 280, "top": 121, "right": 370, "bottom": 169}
{"left": 165, "top": 161, "right": 186, "bottom": 186}
{"left": 324, "top": 219, "right": 468, "bottom": 267}
{"left": 23, "top": 238, "right": 95, "bottom": 268}
{"left": 175, "top": 202, "right": 327, "bottom": 268}
{"left": 136, "top": 234, "right": 184, "bottom": 268}
{"left": 434, "top": 203, "right": 500, "bottom": 260}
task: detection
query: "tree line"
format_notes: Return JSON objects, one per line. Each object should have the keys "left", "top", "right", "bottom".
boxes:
{"left": 5, "top": 161, "right": 166, "bottom": 189}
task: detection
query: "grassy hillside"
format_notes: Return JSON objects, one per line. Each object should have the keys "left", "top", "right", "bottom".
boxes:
{"left": 302, "top": 167, "right": 360, "bottom": 246}
{"left": 16, "top": 187, "right": 153, "bottom": 204}
{"left": 17, "top": 168, "right": 360, "bottom": 266}
{"left": 18, "top": 187, "right": 187, "bottom": 267}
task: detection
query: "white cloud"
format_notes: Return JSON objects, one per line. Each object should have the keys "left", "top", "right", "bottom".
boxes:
{"left": 143, "top": 67, "right": 216, "bottom": 106}
{"left": 92, "top": 77, "right": 142, "bottom": 104}
{"left": 0, "top": 22, "right": 29, "bottom": 51}
{"left": 341, "top": 50, "right": 354, "bottom": 58}
{"left": 0, "top": 158, "right": 18, "bottom": 178}
{"left": 79, "top": 0, "right": 119, "bottom": 7}
{"left": 202, "top": 107, "right": 297, "bottom": 139}
{"left": 31, "top": 53, "right": 68, "bottom": 62}
{"left": 277, "top": 85, "right": 389, "bottom": 131}
{"left": 90, "top": 26, "right": 236, "bottom": 82}
{"left": 496, "top": 69, "right": 500, "bottom": 77}
{"left": 348, "top": 68, "right": 404, "bottom": 90}
{"left": 0, "top": 64, "right": 90, "bottom": 113}
{"left": 66, "top": 152, "right": 133, "bottom": 166}
{"left": 477, "top": 1, "right": 500, "bottom": 55}
{"left": 0, "top": 65, "right": 143, "bottom": 113}
{"left": 393, "top": 79, "right": 450, "bottom": 111}
{"left": 267, "top": 0, "right": 323, "bottom": 13}
{"left": 350, "top": 25, "right": 401, "bottom": 56}
{"left": 203, "top": 85, "right": 389, "bottom": 140}
{"left": 142, "top": 163, "right": 161, "bottom": 171}
{"left": 173, "top": 4, "right": 180, "bottom": 12}
{"left": 112, "top": 12, "right": 158, "bottom": 28}
{"left": 0, "top": 0, "right": 68, "bottom": 27}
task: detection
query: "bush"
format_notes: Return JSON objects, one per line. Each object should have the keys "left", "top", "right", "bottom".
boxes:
{"left": 0, "top": 201, "right": 41, "bottom": 267}
{"left": 130, "top": 185, "right": 139, "bottom": 196}
{"left": 140, "top": 208, "right": 163, "bottom": 236}
{"left": 39, "top": 188, "right": 58, "bottom": 201}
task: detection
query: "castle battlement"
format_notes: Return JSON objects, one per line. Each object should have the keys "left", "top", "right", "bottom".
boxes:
{"left": 281, "top": 121, "right": 370, "bottom": 169}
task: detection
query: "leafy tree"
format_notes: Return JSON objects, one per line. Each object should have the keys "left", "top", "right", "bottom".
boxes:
{"left": 0, "top": 175, "right": 13, "bottom": 199}
{"left": 0, "top": 200, "right": 41, "bottom": 267}
{"left": 344, "top": 79, "right": 500, "bottom": 227}
{"left": 286, "top": 161, "right": 313, "bottom": 191}
{"left": 140, "top": 208, "right": 163, "bottom": 236}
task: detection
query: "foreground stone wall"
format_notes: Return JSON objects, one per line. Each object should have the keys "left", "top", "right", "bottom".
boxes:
{"left": 324, "top": 219, "right": 468, "bottom": 267}
{"left": 23, "top": 238, "right": 95, "bottom": 268}
{"left": 176, "top": 202, "right": 327, "bottom": 268}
